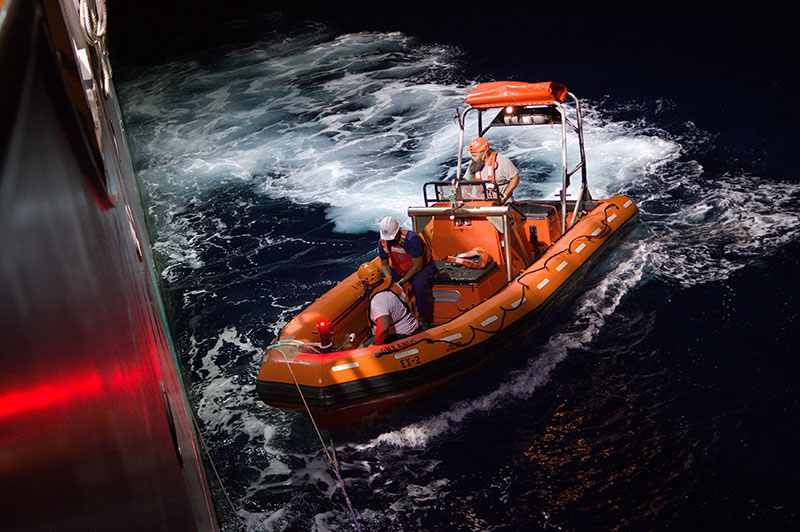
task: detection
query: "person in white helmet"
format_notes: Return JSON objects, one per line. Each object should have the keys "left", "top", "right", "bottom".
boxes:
{"left": 377, "top": 215, "right": 436, "bottom": 330}
{"left": 464, "top": 136, "right": 519, "bottom": 204}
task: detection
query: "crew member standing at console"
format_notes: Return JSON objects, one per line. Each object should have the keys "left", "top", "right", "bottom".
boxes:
{"left": 378, "top": 215, "right": 435, "bottom": 330}
{"left": 464, "top": 136, "right": 519, "bottom": 204}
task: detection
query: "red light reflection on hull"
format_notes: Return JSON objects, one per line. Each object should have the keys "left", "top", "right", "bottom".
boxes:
{"left": 0, "top": 373, "right": 104, "bottom": 419}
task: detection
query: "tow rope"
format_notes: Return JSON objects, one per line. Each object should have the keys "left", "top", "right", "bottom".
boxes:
{"left": 268, "top": 341, "right": 365, "bottom": 532}
{"left": 78, "top": 0, "right": 112, "bottom": 98}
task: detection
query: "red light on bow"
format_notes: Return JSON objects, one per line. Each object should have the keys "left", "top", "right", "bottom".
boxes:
{"left": 316, "top": 320, "right": 333, "bottom": 348}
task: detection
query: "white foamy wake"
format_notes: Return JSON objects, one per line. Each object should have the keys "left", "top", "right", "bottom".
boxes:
{"left": 118, "top": 29, "right": 684, "bottom": 283}
{"left": 644, "top": 171, "right": 800, "bottom": 286}
{"left": 191, "top": 326, "right": 265, "bottom": 430}
{"left": 188, "top": 326, "right": 324, "bottom": 501}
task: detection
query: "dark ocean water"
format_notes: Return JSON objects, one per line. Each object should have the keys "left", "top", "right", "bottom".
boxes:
{"left": 110, "top": 6, "right": 799, "bottom": 531}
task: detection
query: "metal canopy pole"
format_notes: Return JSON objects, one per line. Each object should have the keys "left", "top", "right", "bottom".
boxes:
{"left": 454, "top": 109, "right": 466, "bottom": 181}
{"left": 502, "top": 214, "right": 512, "bottom": 282}
{"left": 568, "top": 92, "right": 590, "bottom": 229}
{"left": 557, "top": 102, "right": 568, "bottom": 235}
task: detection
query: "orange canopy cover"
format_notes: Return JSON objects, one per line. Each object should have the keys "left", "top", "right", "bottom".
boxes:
{"left": 465, "top": 81, "right": 568, "bottom": 108}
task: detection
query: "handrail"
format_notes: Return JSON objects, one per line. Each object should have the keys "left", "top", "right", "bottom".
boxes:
{"left": 422, "top": 180, "right": 501, "bottom": 207}
{"left": 408, "top": 204, "right": 512, "bottom": 217}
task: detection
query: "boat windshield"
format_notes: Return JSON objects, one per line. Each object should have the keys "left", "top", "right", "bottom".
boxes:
{"left": 422, "top": 180, "right": 500, "bottom": 207}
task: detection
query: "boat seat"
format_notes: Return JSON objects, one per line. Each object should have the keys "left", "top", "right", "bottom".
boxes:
{"left": 433, "top": 259, "right": 498, "bottom": 285}
{"left": 513, "top": 202, "right": 560, "bottom": 247}
{"left": 514, "top": 202, "right": 558, "bottom": 220}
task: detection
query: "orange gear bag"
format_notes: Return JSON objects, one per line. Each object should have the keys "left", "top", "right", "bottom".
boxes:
{"left": 446, "top": 247, "right": 492, "bottom": 269}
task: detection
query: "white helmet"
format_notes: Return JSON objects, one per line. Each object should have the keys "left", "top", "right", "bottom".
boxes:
{"left": 379, "top": 216, "right": 401, "bottom": 240}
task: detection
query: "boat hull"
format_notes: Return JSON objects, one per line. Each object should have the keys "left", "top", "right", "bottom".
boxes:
{"left": 256, "top": 195, "right": 639, "bottom": 429}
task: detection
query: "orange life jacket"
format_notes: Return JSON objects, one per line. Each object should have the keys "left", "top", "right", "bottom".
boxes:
{"left": 366, "top": 277, "right": 412, "bottom": 328}
{"left": 380, "top": 229, "right": 431, "bottom": 276}
{"left": 473, "top": 151, "right": 498, "bottom": 184}
{"left": 446, "top": 247, "right": 492, "bottom": 269}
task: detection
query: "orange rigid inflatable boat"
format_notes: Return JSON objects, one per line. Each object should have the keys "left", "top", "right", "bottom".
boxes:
{"left": 256, "top": 81, "right": 640, "bottom": 429}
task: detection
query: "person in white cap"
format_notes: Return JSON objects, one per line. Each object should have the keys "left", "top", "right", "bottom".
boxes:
{"left": 464, "top": 136, "right": 519, "bottom": 204}
{"left": 377, "top": 215, "right": 436, "bottom": 330}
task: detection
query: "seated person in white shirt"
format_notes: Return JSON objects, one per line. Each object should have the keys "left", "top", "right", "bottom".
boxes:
{"left": 357, "top": 262, "right": 419, "bottom": 345}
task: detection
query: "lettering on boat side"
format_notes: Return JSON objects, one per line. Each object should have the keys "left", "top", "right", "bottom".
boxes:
{"left": 481, "top": 315, "right": 498, "bottom": 327}
{"left": 332, "top": 362, "right": 359, "bottom": 372}
{"left": 376, "top": 338, "right": 417, "bottom": 356}
{"left": 400, "top": 354, "right": 421, "bottom": 369}
{"left": 394, "top": 348, "right": 419, "bottom": 360}
{"left": 556, "top": 261, "right": 568, "bottom": 271}
{"left": 537, "top": 278, "right": 550, "bottom": 290}
{"left": 575, "top": 243, "right": 586, "bottom": 254}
